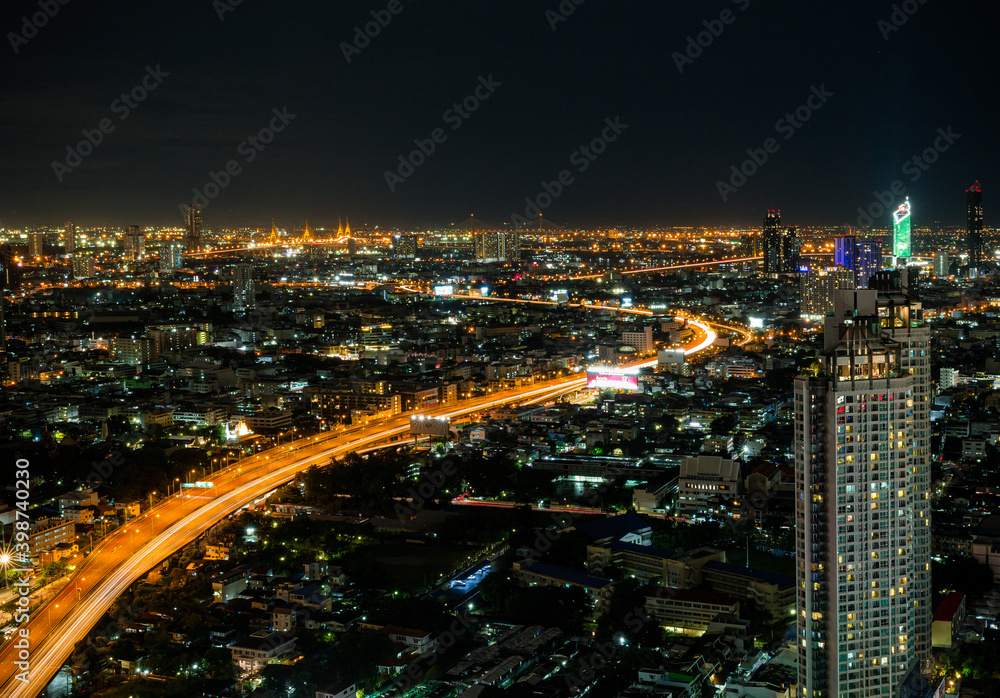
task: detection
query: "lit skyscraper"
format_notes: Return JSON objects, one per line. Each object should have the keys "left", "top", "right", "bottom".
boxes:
{"left": 933, "top": 252, "right": 949, "bottom": 278}
{"left": 892, "top": 199, "right": 911, "bottom": 259}
{"left": 834, "top": 236, "right": 856, "bottom": 271}
{"left": 64, "top": 220, "right": 76, "bottom": 254}
{"left": 800, "top": 266, "right": 854, "bottom": 319}
{"left": 855, "top": 240, "right": 883, "bottom": 289}
{"left": 837, "top": 237, "right": 883, "bottom": 289}
{"left": 184, "top": 205, "right": 203, "bottom": 253}
{"left": 795, "top": 269, "right": 930, "bottom": 697}
{"left": 473, "top": 231, "right": 519, "bottom": 263}
{"left": 781, "top": 225, "right": 801, "bottom": 272}
{"left": 391, "top": 234, "right": 417, "bottom": 259}
{"left": 232, "top": 263, "right": 255, "bottom": 311}
{"left": 28, "top": 232, "right": 44, "bottom": 258}
{"left": 966, "top": 181, "right": 983, "bottom": 268}
{"left": 762, "top": 210, "right": 782, "bottom": 273}
{"left": 123, "top": 225, "right": 145, "bottom": 262}
{"left": 160, "top": 241, "right": 184, "bottom": 273}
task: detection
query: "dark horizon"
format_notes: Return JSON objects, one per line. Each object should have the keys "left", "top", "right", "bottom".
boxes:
{"left": 1, "top": 0, "right": 995, "bottom": 230}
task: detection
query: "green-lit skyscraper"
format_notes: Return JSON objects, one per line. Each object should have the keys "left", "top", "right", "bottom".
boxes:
{"left": 892, "top": 198, "right": 911, "bottom": 259}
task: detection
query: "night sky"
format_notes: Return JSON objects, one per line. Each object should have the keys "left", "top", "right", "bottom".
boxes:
{"left": 0, "top": 0, "right": 996, "bottom": 230}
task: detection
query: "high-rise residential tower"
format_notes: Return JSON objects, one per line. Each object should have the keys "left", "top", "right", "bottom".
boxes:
{"left": 834, "top": 236, "right": 856, "bottom": 271}
{"left": 836, "top": 236, "right": 883, "bottom": 289}
{"left": 781, "top": 226, "right": 801, "bottom": 272}
{"left": 123, "top": 225, "right": 145, "bottom": 262}
{"left": 473, "top": 231, "right": 519, "bottom": 263}
{"left": 855, "top": 240, "right": 883, "bottom": 289}
{"left": 160, "top": 241, "right": 184, "bottom": 273}
{"left": 232, "top": 263, "right": 255, "bottom": 311}
{"left": 762, "top": 210, "right": 782, "bottom": 273}
{"left": 391, "top": 234, "right": 417, "bottom": 259}
{"left": 64, "top": 220, "right": 76, "bottom": 254}
{"left": 28, "top": 232, "right": 44, "bottom": 258}
{"left": 795, "top": 269, "right": 930, "bottom": 697}
{"left": 184, "top": 205, "right": 203, "bottom": 253}
{"left": 966, "top": 182, "right": 983, "bottom": 268}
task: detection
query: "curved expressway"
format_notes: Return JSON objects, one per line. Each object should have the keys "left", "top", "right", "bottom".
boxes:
{"left": 0, "top": 319, "right": 719, "bottom": 695}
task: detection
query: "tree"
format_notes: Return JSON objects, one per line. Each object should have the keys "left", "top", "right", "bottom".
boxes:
{"left": 710, "top": 413, "right": 738, "bottom": 436}
{"left": 502, "top": 586, "right": 588, "bottom": 633}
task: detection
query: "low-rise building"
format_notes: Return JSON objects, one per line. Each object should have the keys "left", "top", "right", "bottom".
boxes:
{"left": 932, "top": 592, "right": 966, "bottom": 649}
{"left": 644, "top": 587, "right": 740, "bottom": 636}
{"left": 700, "top": 560, "right": 795, "bottom": 627}
{"left": 676, "top": 455, "right": 740, "bottom": 519}
{"left": 230, "top": 630, "right": 296, "bottom": 675}
{"left": 514, "top": 561, "right": 616, "bottom": 613}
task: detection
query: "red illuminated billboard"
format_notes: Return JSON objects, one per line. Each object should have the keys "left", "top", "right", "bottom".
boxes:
{"left": 587, "top": 370, "right": 639, "bottom": 391}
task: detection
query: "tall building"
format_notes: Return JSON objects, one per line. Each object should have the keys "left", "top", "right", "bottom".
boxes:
{"left": 742, "top": 231, "right": 762, "bottom": 258}
{"left": 966, "top": 181, "right": 983, "bottom": 268}
{"left": 837, "top": 237, "right": 883, "bottom": 288}
{"left": 123, "top": 225, "right": 145, "bottom": 262}
{"left": 932, "top": 252, "right": 950, "bottom": 277}
{"left": 621, "top": 326, "right": 654, "bottom": 354}
{"left": 64, "top": 220, "right": 76, "bottom": 254}
{"left": 72, "top": 255, "right": 96, "bottom": 279}
{"left": 0, "top": 244, "right": 17, "bottom": 353}
{"left": 473, "top": 231, "right": 519, "bottom": 263}
{"left": 160, "top": 241, "right": 184, "bottom": 273}
{"left": 780, "top": 226, "right": 801, "bottom": 272}
{"left": 794, "top": 270, "right": 930, "bottom": 697}
{"left": 232, "top": 264, "right": 255, "bottom": 311}
{"left": 834, "top": 236, "right": 856, "bottom": 271}
{"left": 855, "top": 240, "right": 883, "bottom": 289}
{"left": 800, "top": 266, "right": 854, "bottom": 319}
{"left": 0, "top": 245, "right": 19, "bottom": 291}
{"left": 762, "top": 210, "right": 782, "bottom": 273}
{"left": 391, "top": 234, "right": 417, "bottom": 259}
{"left": 184, "top": 205, "right": 203, "bottom": 253}
{"left": 28, "top": 232, "right": 45, "bottom": 258}
{"left": 892, "top": 199, "right": 911, "bottom": 260}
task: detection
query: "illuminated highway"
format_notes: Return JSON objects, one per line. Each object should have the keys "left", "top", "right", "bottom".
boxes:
{"left": 0, "top": 311, "right": 725, "bottom": 694}
{"left": 0, "top": 375, "right": 606, "bottom": 695}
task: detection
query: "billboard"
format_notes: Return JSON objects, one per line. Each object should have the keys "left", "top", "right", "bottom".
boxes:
{"left": 586, "top": 367, "right": 640, "bottom": 391}
{"left": 410, "top": 415, "right": 450, "bottom": 436}
{"left": 433, "top": 285, "right": 454, "bottom": 297}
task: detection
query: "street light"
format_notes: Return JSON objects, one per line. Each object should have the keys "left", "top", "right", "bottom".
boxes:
{"left": 0, "top": 552, "right": 11, "bottom": 590}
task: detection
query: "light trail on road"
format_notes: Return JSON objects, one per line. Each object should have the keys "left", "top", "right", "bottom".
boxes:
{"left": 0, "top": 310, "right": 722, "bottom": 695}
